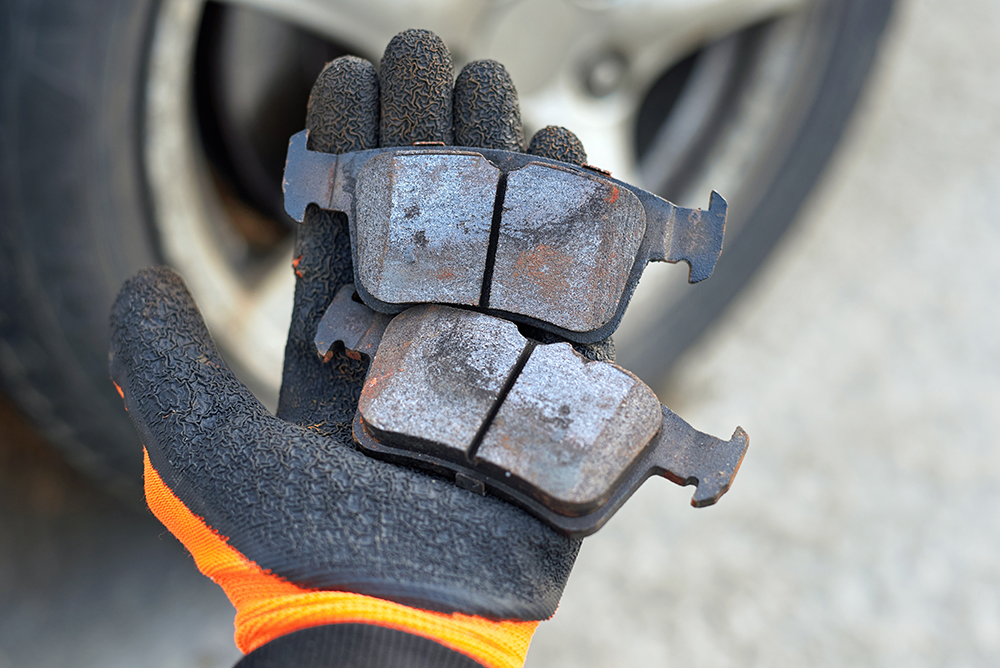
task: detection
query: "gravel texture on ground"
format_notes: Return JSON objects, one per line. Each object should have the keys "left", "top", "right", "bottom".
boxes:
{"left": 528, "top": 1, "right": 1000, "bottom": 665}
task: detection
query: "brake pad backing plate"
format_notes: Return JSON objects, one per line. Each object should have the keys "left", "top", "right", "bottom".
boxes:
{"left": 317, "top": 286, "right": 748, "bottom": 537}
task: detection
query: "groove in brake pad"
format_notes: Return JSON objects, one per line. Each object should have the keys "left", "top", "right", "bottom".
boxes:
{"left": 317, "top": 286, "right": 748, "bottom": 537}
{"left": 284, "top": 129, "right": 728, "bottom": 344}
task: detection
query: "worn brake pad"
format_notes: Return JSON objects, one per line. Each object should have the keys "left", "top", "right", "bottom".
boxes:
{"left": 284, "top": 130, "right": 728, "bottom": 344}
{"left": 316, "top": 286, "right": 748, "bottom": 537}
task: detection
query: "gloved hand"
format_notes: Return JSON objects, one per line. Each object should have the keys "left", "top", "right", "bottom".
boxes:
{"left": 109, "top": 30, "right": 595, "bottom": 668}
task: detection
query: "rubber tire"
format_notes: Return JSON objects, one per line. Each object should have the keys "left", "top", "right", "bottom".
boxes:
{"left": 0, "top": 0, "right": 160, "bottom": 498}
{"left": 0, "top": 0, "right": 894, "bottom": 495}
{"left": 618, "top": 0, "right": 896, "bottom": 378}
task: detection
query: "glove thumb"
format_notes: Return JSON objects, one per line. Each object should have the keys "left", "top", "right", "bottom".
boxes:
{"left": 108, "top": 265, "right": 579, "bottom": 629}
{"left": 108, "top": 266, "right": 271, "bottom": 497}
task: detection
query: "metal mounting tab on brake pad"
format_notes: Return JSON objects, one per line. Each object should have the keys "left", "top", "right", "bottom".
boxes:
{"left": 284, "top": 130, "right": 728, "bottom": 344}
{"left": 315, "top": 287, "right": 749, "bottom": 537}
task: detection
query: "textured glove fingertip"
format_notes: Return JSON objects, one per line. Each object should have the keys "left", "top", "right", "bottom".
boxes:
{"left": 108, "top": 266, "right": 272, "bottom": 465}
{"left": 379, "top": 29, "right": 454, "bottom": 146}
{"left": 453, "top": 59, "right": 525, "bottom": 151}
{"left": 527, "top": 125, "right": 587, "bottom": 165}
{"left": 109, "top": 266, "right": 212, "bottom": 392}
{"left": 306, "top": 55, "right": 379, "bottom": 154}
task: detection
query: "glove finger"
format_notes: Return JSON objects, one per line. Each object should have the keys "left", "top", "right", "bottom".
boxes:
{"left": 527, "top": 125, "right": 588, "bottom": 165}
{"left": 379, "top": 29, "right": 454, "bottom": 146}
{"left": 305, "top": 55, "right": 379, "bottom": 154}
{"left": 276, "top": 206, "right": 365, "bottom": 431}
{"left": 109, "top": 266, "right": 275, "bottom": 489}
{"left": 277, "top": 57, "right": 379, "bottom": 430}
{"left": 453, "top": 59, "right": 525, "bottom": 151}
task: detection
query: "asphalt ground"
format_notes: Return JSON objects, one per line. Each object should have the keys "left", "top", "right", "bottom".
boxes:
{"left": 528, "top": 1, "right": 1000, "bottom": 665}
{"left": 2, "top": 1, "right": 998, "bottom": 665}
{"left": 0, "top": 394, "right": 238, "bottom": 666}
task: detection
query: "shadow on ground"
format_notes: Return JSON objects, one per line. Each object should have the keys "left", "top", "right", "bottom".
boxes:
{"left": 0, "top": 394, "right": 238, "bottom": 667}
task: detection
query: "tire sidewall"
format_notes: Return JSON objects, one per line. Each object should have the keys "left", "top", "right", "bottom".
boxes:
{"left": 0, "top": 0, "right": 162, "bottom": 497}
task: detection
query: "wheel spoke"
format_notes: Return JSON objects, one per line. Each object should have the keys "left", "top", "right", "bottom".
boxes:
{"left": 214, "top": 0, "right": 808, "bottom": 175}
{"left": 229, "top": 257, "right": 296, "bottom": 399}
{"left": 147, "top": 0, "right": 295, "bottom": 407}
{"left": 215, "top": 0, "right": 806, "bottom": 90}
{"left": 213, "top": 0, "right": 498, "bottom": 61}
{"left": 480, "top": 0, "right": 808, "bottom": 172}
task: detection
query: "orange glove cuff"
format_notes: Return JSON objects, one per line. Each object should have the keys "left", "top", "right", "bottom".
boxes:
{"left": 143, "top": 449, "right": 539, "bottom": 668}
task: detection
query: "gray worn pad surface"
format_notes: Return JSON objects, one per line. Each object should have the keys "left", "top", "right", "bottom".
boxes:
{"left": 355, "top": 152, "right": 499, "bottom": 306}
{"left": 489, "top": 163, "right": 646, "bottom": 332}
{"left": 358, "top": 305, "right": 526, "bottom": 455}
{"left": 477, "top": 342, "right": 661, "bottom": 512}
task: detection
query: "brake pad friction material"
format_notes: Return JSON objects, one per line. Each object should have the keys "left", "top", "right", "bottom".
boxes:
{"left": 355, "top": 152, "right": 500, "bottom": 307}
{"left": 358, "top": 305, "right": 527, "bottom": 456}
{"left": 476, "top": 342, "right": 661, "bottom": 514}
{"left": 489, "top": 163, "right": 646, "bottom": 333}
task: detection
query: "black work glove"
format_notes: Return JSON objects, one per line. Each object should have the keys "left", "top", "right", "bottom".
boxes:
{"left": 109, "top": 29, "right": 592, "bottom": 668}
